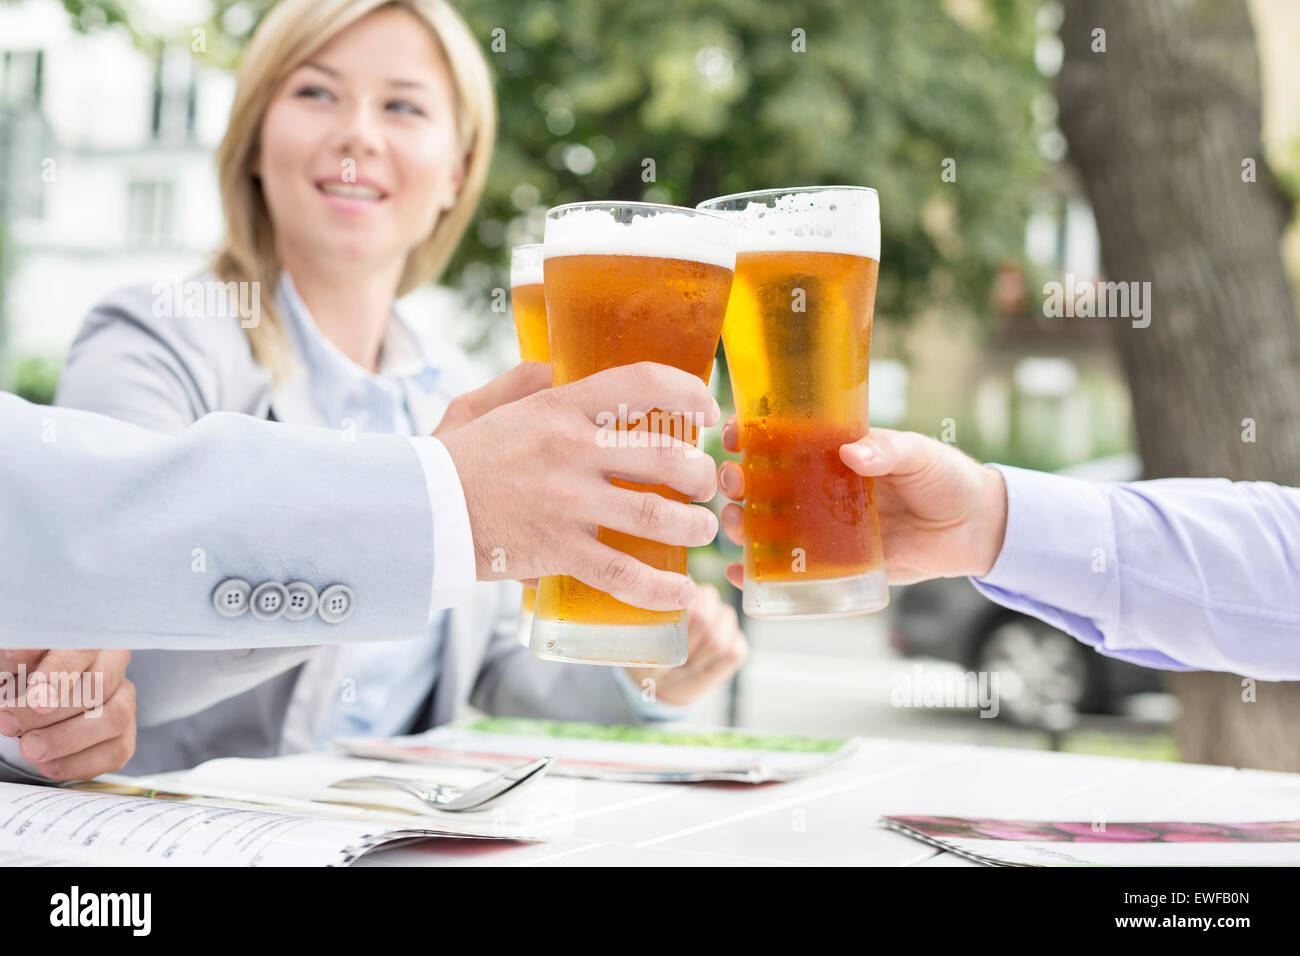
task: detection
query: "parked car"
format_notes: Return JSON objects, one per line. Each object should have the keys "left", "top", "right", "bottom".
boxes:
{"left": 889, "top": 453, "right": 1162, "bottom": 726}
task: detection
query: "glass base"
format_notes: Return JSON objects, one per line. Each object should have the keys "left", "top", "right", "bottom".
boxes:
{"left": 516, "top": 608, "right": 534, "bottom": 647}
{"left": 528, "top": 617, "right": 687, "bottom": 667}
{"left": 743, "top": 567, "right": 889, "bottom": 619}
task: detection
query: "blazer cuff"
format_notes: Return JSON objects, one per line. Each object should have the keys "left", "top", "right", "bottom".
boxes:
{"left": 409, "top": 436, "right": 477, "bottom": 616}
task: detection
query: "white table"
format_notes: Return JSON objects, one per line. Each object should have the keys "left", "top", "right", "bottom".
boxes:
{"left": 355, "top": 737, "right": 1300, "bottom": 866}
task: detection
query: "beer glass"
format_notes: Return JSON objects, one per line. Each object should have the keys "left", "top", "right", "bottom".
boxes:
{"left": 697, "top": 186, "right": 888, "bottom": 618}
{"left": 509, "top": 242, "right": 548, "bottom": 645}
{"left": 530, "top": 202, "right": 738, "bottom": 666}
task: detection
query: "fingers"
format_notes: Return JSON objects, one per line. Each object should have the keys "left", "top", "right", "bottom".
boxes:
{"left": 36, "top": 729, "right": 138, "bottom": 782}
{"left": 720, "top": 502, "right": 744, "bottom": 546}
{"left": 839, "top": 427, "right": 947, "bottom": 479}
{"left": 30, "top": 648, "right": 126, "bottom": 718}
{"left": 718, "top": 459, "right": 744, "bottom": 502}
{"left": 568, "top": 362, "right": 721, "bottom": 426}
{"left": 0, "top": 650, "right": 129, "bottom": 735}
{"left": 441, "top": 361, "right": 723, "bottom": 588}
{"left": 0, "top": 648, "right": 45, "bottom": 673}
{"left": 599, "top": 436, "right": 719, "bottom": 502}
{"left": 684, "top": 585, "right": 744, "bottom": 668}
{"left": 724, "top": 562, "right": 743, "bottom": 590}
{"left": 594, "top": 486, "right": 719, "bottom": 549}
{"left": 437, "top": 362, "right": 553, "bottom": 434}
{"left": 464, "top": 361, "right": 553, "bottom": 417}
{"left": 1, "top": 649, "right": 98, "bottom": 735}
{"left": 21, "top": 679, "right": 136, "bottom": 770}
{"left": 652, "top": 584, "right": 748, "bottom": 703}
{"left": 25, "top": 649, "right": 97, "bottom": 707}
{"left": 567, "top": 539, "right": 695, "bottom": 612}
{"left": 722, "top": 415, "right": 739, "bottom": 453}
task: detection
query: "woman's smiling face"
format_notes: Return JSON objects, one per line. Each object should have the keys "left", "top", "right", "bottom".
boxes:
{"left": 257, "top": 6, "right": 463, "bottom": 274}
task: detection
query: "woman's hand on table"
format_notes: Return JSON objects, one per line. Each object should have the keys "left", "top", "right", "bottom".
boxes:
{"left": 624, "top": 583, "right": 748, "bottom": 706}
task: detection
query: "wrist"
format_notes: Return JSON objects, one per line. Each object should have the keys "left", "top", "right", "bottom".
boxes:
{"left": 971, "top": 464, "right": 1008, "bottom": 578}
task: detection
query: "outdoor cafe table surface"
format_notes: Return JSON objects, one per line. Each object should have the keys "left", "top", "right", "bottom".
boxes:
{"left": 352, "top": 735, "right": 1300, "bottom": 866}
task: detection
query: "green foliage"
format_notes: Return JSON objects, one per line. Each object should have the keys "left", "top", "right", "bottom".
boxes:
{"left": 49, "top": 0, "right": 1047, "bottom": 322}
{"left": 11, "top": 354, "right": 60, "bottom": 405}
{"left": 53, "top": 0, "right": 132, "bottom": 33}
{"left": 465, "top": 715, "right": 848, "bottom": 751}
{"left": 1061, "top": 730, "right": 1179, "bottom": 763}
{"left": 454, "top": 0, "right": 1047, "bottom": 317}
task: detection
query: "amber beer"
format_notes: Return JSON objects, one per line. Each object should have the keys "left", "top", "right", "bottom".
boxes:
{"left": 698, "top": 187, "right": 888, "bottom": 617}
{"left": 530, "top": 202, "right": 737, "bottom": 666}
{"left": 509, "top": 243, "right": 549, "bottom": 644}
{"left": 510, "top": 243, "right": 549, "bottom": 363}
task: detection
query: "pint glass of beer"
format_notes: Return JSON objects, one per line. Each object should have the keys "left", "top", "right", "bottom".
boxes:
{"left": 530, "top": 202, "right": 738, "bottom": 666}
{"left": 510, "top": 242, "right": 548, "bottom": 645}
{"left": 697, "top": 186, "right": 888, "bottom": 618}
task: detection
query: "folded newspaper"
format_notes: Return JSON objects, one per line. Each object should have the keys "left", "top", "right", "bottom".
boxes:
{"left": 883, "top": 814, "right": 1300, "bottom": 866}
{"left": 335, "top": 717, "right": 861, "bottom": 783}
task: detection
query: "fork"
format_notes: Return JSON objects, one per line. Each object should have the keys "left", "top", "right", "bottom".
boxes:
{"left": 329, "top": 756, "right": 553, "bottom": 812}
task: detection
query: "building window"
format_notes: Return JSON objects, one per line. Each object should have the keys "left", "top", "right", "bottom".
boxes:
{"left": 1, "top": 50, "right": 43, "bottom": 107}
{"left": 151, "top": 46, "right": 196, "bottom": 142}
{"left": 126, "top": 180, "right": 175, "bottom": 248}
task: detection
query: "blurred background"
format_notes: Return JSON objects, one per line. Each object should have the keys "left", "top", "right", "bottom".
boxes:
{"left": 2, "top": 0, "right": 1299, "bottom": 768}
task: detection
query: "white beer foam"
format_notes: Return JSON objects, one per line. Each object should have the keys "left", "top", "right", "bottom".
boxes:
{"left": 511, "top": 260, "right": 543, "bottom": 287}
{"left": 544, "top": 206, "right": 737, "bottom": 270}
{"left": 704, "top": 188, "right": 880, "bottom": 260}
{"left": 510, "top": 245, "right": 544, "bottom": 286}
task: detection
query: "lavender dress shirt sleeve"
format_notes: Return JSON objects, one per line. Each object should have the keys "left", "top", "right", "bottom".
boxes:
{"left": 971, "top": 465, "right": 1300, "bottom": 680}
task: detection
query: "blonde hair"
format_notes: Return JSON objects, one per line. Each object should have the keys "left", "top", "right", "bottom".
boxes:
{"left": 213, "top": 0, "right": 496, "bottom": 381}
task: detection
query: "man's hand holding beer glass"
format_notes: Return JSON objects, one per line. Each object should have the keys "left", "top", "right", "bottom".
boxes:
{"left": 718, "top": 423, "right": 1010, "bottom": 586}
{"left": 438, "top": 361, "right": 723, "bottom": 612}
{"left": 697, "top": 187, "right": 890, "bottom": 619}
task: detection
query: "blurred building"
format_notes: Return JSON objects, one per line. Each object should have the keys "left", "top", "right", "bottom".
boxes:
{"left": 976, "top": 163, "right": 1133, "bottom": 472}
{"left": 0, "top": 0, "right": 232, "bottom": 361}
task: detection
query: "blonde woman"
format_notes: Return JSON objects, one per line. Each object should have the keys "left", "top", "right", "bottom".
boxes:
{"left": 55, "top": 0, "right": 746, "bottom": 773}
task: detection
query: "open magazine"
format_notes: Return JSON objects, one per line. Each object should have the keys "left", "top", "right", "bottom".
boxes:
{"left": 883, "top": 815, "right": 1300, "bottom": 866}
{"left": 0, "top": 750, "right": 576, "bottom": 866}
{"left": 0, "top": 721, "right": 859, "bottom": 866}
{"left": 334, "top": 716, "right": 861, "bottom": 783}
{"left": 0, "top": 778, "right": 540, "bottom": 867}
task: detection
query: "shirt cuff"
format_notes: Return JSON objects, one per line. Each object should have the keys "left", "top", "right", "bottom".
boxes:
{"left": 612, "top": 667, "right": 689, "bottom": 722}
{"left": 408, "top": 436, "right": 477, "bottom": 616}
{"left": 976, "top": 464, "right": 1116, "bottom": 608}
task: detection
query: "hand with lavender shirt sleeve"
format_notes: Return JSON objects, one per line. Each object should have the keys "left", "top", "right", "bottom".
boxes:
{"left": 715, "top": 419, "right": 1300, "bottom": 680}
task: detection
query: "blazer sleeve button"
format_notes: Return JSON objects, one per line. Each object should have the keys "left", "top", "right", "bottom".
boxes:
{"left": 283, "top": 581, "right": 320, "bottom": 621}
{"left": 212, "top": 578, "right": 252, "bottom": 618}
{"left": 250, "top": 581, "right": 289, "bottom": 621}
{"left": 317, "top": 584, "right": 356, "bottom": 624}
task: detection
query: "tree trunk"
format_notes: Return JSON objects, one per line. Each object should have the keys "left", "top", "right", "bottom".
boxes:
{"left": 1058, "top": 0, "right": 1300, "bottom": 771}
